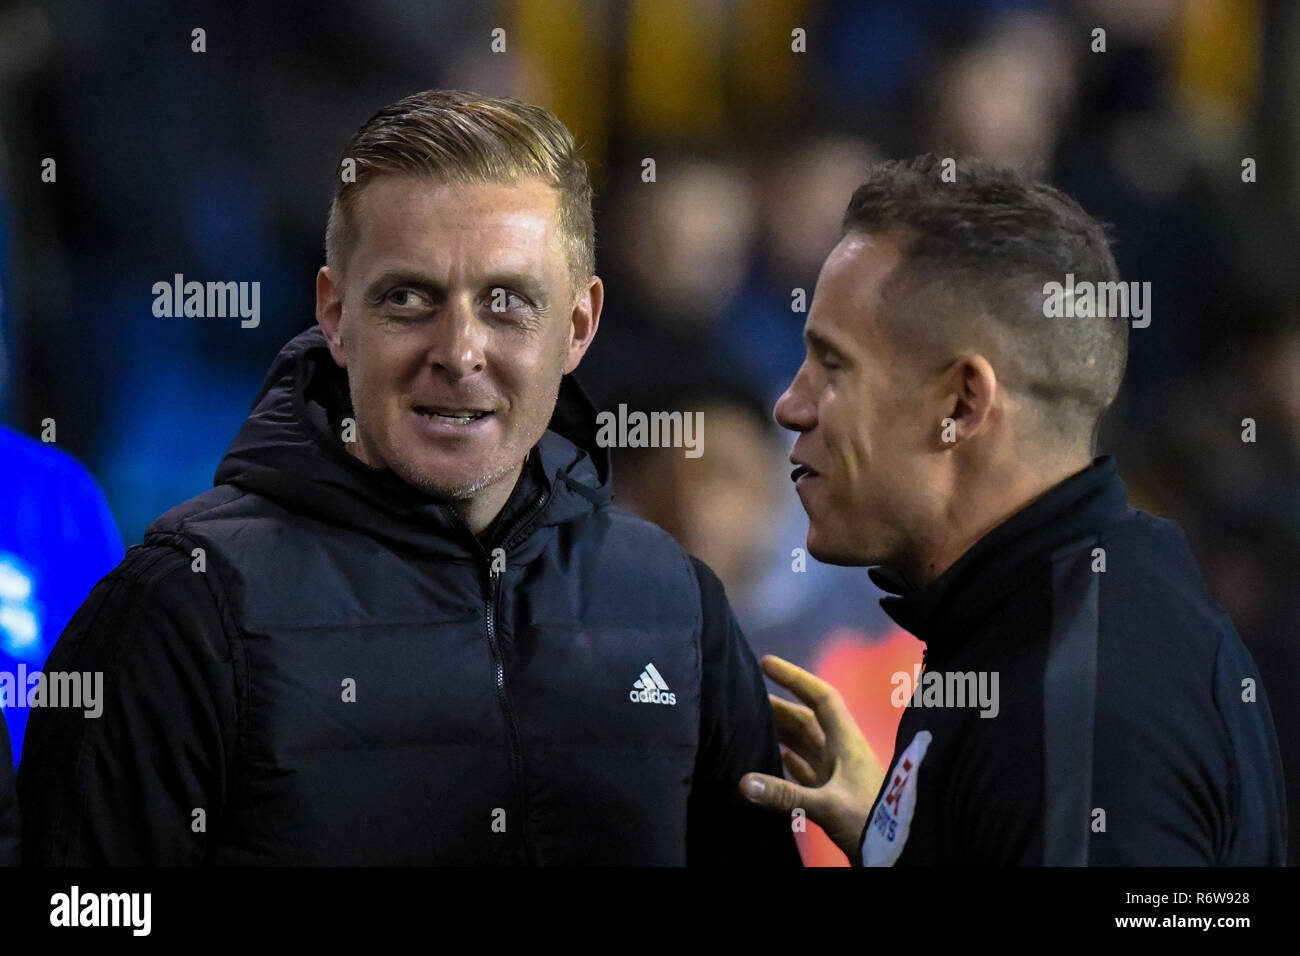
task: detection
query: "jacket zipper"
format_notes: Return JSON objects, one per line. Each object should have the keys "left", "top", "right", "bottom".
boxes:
{"left": 473, "top": 490, "right": 549, "bottom": 862}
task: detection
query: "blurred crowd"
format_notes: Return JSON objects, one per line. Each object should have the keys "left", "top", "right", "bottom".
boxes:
{"left": 0, "top": 0, "right": 1296, "bottom": 864}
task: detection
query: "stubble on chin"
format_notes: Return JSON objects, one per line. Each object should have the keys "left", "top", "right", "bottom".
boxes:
{"left": 391, "top": 454, "right": 521, "bottom": 503}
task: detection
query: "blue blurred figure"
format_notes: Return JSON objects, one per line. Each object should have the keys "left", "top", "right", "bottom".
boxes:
{"left": 0, "top": 426, "right": 123, "bottom": 763}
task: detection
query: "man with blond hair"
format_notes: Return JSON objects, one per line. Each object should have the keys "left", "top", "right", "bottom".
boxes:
{"left": 19, "top": 91, "right": 800, "bottom": 867}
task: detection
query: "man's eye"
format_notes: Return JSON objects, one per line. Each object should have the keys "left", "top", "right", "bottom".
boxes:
{"left": 387, "top": 290, "right": 426, "bottom": 309}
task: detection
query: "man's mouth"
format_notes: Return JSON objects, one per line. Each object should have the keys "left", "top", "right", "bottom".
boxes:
{"left": 414, "top": 406, "right": 494, "bottom": 425}
{"left": 791, "top": 462, "right": 819, "bottom": 483}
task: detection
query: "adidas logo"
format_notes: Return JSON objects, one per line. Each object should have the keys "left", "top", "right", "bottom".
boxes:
{"left": 629, "top": 662, "right": 677, "bottom": 705}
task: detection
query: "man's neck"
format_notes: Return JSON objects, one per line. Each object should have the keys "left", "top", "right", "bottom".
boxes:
{"left": 905, "top": 455, "right": 1092, "bottom": 588}
{"left": 453, "top": 460, "right": 526, "bottom": 541}
{"left": 341, "top": 434, "right": 527, "bottom": 540}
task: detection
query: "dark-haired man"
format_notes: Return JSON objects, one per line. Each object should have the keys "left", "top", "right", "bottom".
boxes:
{"left": 741, "top": 155, "right": 1287, "bottom": 865}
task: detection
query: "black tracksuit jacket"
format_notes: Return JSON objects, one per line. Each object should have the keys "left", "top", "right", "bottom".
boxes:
{"left": 0, "top": 712, "right": 17, "bottom": 865}
{"left": 18, "top": 326, "right": 800, "bottom": 866}
{"left": 858, "top": 458, "right": 1287, "bottom": 866}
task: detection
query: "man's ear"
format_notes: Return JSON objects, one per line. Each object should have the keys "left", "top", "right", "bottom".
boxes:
{"left": 938, "top": 351, "right": 998, "bottom": 447}
{"left": 316, "top": 266, "right": 348, "bottom": 369}
{"left": 562, "top": 275, "right": 603, "bottom": 375}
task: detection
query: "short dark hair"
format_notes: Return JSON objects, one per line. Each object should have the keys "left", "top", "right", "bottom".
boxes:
{"left": 842, "top": 154, "right": 1126, "bottom": 449}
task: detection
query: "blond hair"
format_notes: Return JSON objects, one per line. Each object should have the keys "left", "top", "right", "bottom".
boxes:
{"left": 325, "top": 90, "right": 595, "bottom": 290}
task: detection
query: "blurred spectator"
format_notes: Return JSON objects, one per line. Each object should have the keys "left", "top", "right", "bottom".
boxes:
{"left": 0, "top": 425, "right": 122, "bottom": 762}
{"left": 919, "top": 11, "right": 1079, "bottom": 172}
{"left": 722, "top": 134, "right": 880, "bottom": 401}
{"left": 581, "top": 155, "right": 757, "bottom": 408}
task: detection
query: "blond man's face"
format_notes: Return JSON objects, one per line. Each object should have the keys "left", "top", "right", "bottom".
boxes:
{"left": 317, "top": 175, "right": 598, "bottom": 502}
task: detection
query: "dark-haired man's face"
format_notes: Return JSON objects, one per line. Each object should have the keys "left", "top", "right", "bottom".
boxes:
{"left": 775, "top": 233, "right": 939, "bottom": 568}
{"left": 316, "top": 176, "right": 600, "bottom": 529}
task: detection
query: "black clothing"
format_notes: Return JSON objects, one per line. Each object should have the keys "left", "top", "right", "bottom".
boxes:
{"left": 20, "top": 326, "right": 799, "bottom": 866}
{"left": 0, "top": 712, "right": 17, "bottom": 865}
{"left": 859, "top": 458, "right": 1287, "bottom": 866}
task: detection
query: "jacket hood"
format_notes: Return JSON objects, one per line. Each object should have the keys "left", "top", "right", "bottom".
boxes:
{"left": 213, "top": 325, "right": 611, "bottom": 557}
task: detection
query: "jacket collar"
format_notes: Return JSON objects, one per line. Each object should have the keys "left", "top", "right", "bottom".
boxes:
{"left": 869, "top": 457, "right": 1131, "bottom": 645}
{"left": 213, "top": 325, "right": 610, "bottom": 559}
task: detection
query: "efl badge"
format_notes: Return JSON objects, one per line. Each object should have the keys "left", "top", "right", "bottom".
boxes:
{"left": 862, "top": 730, "right": 932, "bottom": 866}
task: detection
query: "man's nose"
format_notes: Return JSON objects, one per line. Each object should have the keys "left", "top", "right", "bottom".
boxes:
{"left": 774, "top": 372, "right": 816, "bottom": 433}
{"left": 429, "top": 298, "right": 486, "bottom": 379}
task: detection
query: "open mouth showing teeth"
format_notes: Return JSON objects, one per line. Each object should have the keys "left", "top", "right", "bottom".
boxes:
{"left": 791, "top": 464, "right": 817, "bottom": 482}
{"left": 416, "top": 407, "right": 492, "bottom": 424}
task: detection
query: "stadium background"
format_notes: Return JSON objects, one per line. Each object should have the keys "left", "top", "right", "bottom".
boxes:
{"left": 0, "top": 0, "right": 1296, "bottom": 865}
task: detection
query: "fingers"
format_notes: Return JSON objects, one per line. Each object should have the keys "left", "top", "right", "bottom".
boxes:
{"left": 739, "top": 771, "right": 815, "bottom": 814}
{"left": 780, "top": 745, "right": 822, "bottom": 788}
{"left": 761, "top": 654, "right": 858, "bottom": 746}
{"left": 740, "top": 770, "right": 862, "bottom": 855}
{"left": 770, "top": 694, "right": 826, "bottom": 766}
